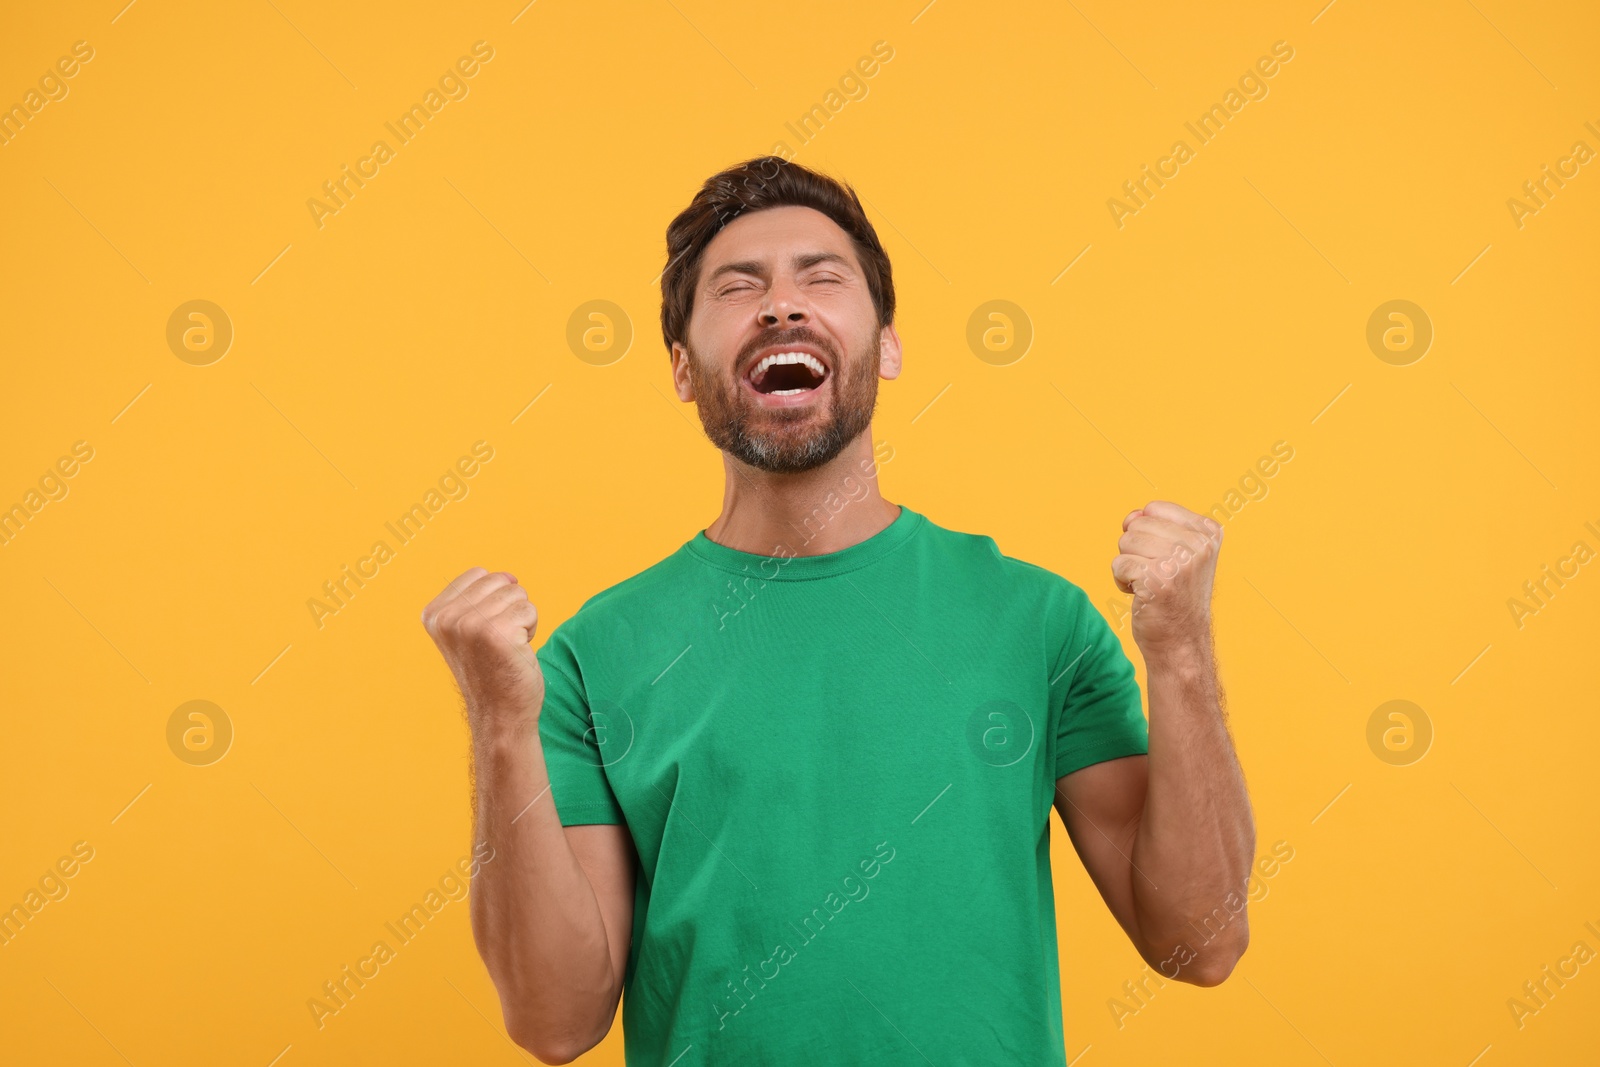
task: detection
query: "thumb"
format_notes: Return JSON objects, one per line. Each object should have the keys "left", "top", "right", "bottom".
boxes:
{"left": 1111, "top": 553, "right": 1145, "bottom": 595}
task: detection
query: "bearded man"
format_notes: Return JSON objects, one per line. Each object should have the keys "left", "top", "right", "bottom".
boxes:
{"left": 420, "top": 155, "right": 1253, "bottom": 1066}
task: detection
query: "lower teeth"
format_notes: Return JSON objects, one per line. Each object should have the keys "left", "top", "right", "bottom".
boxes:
{"left": 768, "top": 387, "right": 810, "bottom": 396}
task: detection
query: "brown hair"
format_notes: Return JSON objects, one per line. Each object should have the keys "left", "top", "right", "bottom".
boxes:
{"left": 659, "top": 155, "right": 896, "bottom": 355}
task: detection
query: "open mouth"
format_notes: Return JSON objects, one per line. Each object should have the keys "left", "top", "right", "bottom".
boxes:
{"left": 746, "top": 351, "right": 830, "bottom": 397}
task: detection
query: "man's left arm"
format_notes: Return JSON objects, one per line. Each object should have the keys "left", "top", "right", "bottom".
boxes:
{"left": 1052, "top": 500, "right": 1255, "bottom": 986}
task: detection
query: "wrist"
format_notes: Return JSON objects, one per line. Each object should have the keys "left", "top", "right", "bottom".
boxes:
{"left": 472, "top": 708, "right": 540, "bottom": 751}
{"left": 1140, "top": 635, "right": 1213, "bottom": 674}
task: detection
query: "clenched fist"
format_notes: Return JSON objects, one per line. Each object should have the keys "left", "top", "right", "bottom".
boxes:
{"left": 421, "top": 567, "right": 545, "bottom": 733}
{"left": 1111, "top": 500, "right": 1223, "bottom": 659}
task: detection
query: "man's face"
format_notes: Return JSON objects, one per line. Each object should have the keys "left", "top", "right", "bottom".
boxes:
{"left": 672, "top": 205, "right": 900, "bottom": 474}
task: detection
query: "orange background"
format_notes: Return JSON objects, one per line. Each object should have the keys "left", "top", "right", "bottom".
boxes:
{"left": 2, "top": 1, "right": 1597, "bottom": 1064}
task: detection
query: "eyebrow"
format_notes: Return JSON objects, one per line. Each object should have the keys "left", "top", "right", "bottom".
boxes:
{"left": 705, "top": 251, "right": 853, "bottom": 285}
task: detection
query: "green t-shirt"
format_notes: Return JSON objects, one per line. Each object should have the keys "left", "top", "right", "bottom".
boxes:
{"left": 535, "top": 503, "right": 1149, "bottom": 1065}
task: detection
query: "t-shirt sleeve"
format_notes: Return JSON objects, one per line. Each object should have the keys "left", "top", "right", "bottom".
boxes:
{"left": 535, "top": 629, "right": 627, "bottom": 827}
{"left": 1053, "top": 585, "right": 1150, "bottom": 779}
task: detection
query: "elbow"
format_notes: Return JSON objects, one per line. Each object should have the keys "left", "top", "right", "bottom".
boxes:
{"left": 488, "top": 948, "right": 619, "bottom": 1061}
{"left": 1187, "top": 929, "right": 1249, "bottom": 988}
{"left": 508, "top": 1011, "right": 609, "bottom": 1065}
{"left": 1139, "top": 925, "right": 1249, "bottom": 988}
{"left": 519, "top": 1042, "right": 570, "bottom": 1066}
{"left": 1187, "top": 956, "right": 1240, "bottom": 988}
{"left": 509, "top": 1026, "right": 588, "bottom": 1066}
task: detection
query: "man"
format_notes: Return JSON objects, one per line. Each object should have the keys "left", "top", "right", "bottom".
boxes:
{"left": 421, "top": 156, "right": 1254, "bottom": 1065}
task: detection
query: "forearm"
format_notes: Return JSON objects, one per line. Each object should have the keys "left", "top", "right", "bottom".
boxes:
{"left": 469, "top": 718, "right": 618, "bottom": 1055}
{"left": 1128, "top": 637, "right": 1255, "bottom": 980}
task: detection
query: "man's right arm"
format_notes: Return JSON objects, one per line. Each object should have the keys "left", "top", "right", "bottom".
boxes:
{"left": 422, "top": 567, "right": 636, "bottom": 1064}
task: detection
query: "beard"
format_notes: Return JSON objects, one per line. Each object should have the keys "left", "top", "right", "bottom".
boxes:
{"left": 685, "top": 325, "right": 880, "bottom": 474}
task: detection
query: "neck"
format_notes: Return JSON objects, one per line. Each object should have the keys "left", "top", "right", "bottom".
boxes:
{"left": 704, "top": 428, "right": 897, "bottom": 557}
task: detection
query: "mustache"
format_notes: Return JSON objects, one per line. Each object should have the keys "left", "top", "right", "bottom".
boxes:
{"left": 737, "top": 326, "right": 838, "bottom": 371}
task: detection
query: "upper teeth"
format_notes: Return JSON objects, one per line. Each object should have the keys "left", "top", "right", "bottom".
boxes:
{"left": 752, "top": 352, "right": 826, "bottom": 379}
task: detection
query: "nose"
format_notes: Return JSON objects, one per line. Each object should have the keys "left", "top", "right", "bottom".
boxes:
{"left": 758, "top": 275, "right": 809, "bottom": 328}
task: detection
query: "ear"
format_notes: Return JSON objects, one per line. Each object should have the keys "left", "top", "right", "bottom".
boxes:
{"left": 877, "top": 323, "right": 903, "bottom": 380}
{"left": 670, "top": 342, "right": 696, "bottom": 401}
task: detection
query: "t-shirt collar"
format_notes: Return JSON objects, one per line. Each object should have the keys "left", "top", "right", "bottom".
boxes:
{"left": 685, "top": 504, "right": 923, "bottom": 581}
